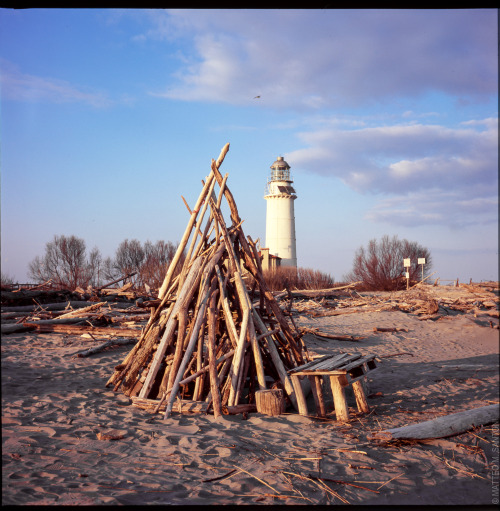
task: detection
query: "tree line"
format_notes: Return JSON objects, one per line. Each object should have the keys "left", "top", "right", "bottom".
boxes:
{"left": 27, "top": 235, "right": 183, "bottom": 292}
{"left": 18, "top": 233, "right": 432, "bottom": 292}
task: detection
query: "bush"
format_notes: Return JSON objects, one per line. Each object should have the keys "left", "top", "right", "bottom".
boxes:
{"left": 345, "top": 235, "right": 432, "bottom": 291}
{"left": 263, "top": 266, "right": 335, "bottom": 291}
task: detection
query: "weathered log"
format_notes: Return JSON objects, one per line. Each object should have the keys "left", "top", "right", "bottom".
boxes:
{"left": 255, "top": 389, "right": 285, "bottom": 416}
{"left": 74, "top": 338, "right": 137, "bottom": 357}
{"left": 373, "top": 327, "right": 409, "bottom": 333}
{"left": 1, "top": 323, "right": 36, "bottom": 335}
{"left": 274, "top": 283, "right": 362, "bottom": 300}
{"left": 98, "top": 272, "right": 137, "bottom": 290}
{"left": 22, "top": 322, "right": 140, "bottom": 338}
{"left": 369, "top": 404, "right": 499, "bottom": 441}
{"left": 1, "top": 301, "right": 98, "bottom": 313}
{"left": 222, "top": 404, "right": 257, "bottom": 415}
{"left": 302, "top": 328, "right": 365, "bottom": 342}
{"left": 132, "top": 396, "right": 209, "bottom": 414}
{"left": 20, "top": 316, "right": 93, "bottom": 326}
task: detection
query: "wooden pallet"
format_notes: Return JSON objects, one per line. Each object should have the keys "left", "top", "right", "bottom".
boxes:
{"left": 288, "top": 353, "right": 378, "bottom": 421}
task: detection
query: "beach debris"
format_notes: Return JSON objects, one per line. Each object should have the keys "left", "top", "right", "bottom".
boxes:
{"left": 373, "top": 327, "right": 408, "bottom": 333}
{"left": 285, "top": 282, "right": 498, "bottom": 325}
{"left": 300, "top": 327, "right": 366, "bottom": 342}
{"left": 74, "top": 338, "right": 137, "bottom": 358}
{"left": 369, "top": 403, "right": 499, "bottom": 441}
{"left": 106, "top": 143, "right": 309, "bottom": 419}
{"left": 96, "top": 430, "right": 126, "bottom": 441}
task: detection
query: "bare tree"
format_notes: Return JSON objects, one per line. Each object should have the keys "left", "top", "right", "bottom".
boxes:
{"left": 1, "top": 272, "right": 15, "bottom": 287}
{"left": 28, "top": 235, "right": 102, "bottom": 289}
{"left": 140, "top": 240, "right": 180, "bottom": 291}
{"left": 101, "top": 256, "right": 119, "bottom": 284}
{"left": 87, "top": 246, "right": 103, "bottom": 287}
{"left": 113, "top": 239, "right": 145, "bottom": 286}
{"left": 345, "top": 235, "right": 432, "bottom": 290}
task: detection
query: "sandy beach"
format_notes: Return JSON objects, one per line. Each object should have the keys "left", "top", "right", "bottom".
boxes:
{"left": 2, "top": 286, "right": 499, "bottom": 506}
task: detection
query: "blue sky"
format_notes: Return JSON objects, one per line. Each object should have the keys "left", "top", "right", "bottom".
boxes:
{"left": 1, "top": 8, "right": 498, "bottom": 283}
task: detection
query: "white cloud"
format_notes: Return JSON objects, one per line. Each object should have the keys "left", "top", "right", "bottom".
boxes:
{"left": 139, "top": 9, "right": 497, "bottom": 109}
{"left": 366, "top": 190, "right": 498, "bottom": 228}
{"left": 287, "top": 118, "right": 498, "bottom": 228}
{"left": 0, "top": 59, "right": 112, "bottom": 108}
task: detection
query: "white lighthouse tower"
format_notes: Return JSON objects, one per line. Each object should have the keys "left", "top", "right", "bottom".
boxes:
{"left": 264, "top": 156, "right": 297, "bottom": 268}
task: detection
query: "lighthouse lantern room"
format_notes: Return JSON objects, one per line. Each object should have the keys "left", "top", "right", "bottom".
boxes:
{"left": 264, "top": 156, "right": 297, "bottom": 268}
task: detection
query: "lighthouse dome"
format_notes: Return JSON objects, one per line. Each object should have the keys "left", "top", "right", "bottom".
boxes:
{"left": 270, "top": 156, "right": 290, "bottom": 170}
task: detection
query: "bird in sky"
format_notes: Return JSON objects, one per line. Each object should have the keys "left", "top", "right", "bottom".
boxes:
{"left": 253, "top": 95, "right": 261, "bottom": 99}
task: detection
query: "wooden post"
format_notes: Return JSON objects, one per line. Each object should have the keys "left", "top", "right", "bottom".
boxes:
{"left": 330, "top": 376, "right": 349, "bottom": 422}
{"left": 352, "top": 380, "right": 370, "bottom": 414}
{"left": 290, "top": 375, "right": 308, "bottom": 416}
{"left": 255, "top": 389, "right": 285, "bottom": 416}
{"left": 308, "top": 375, "right": 326, "bottom": 417}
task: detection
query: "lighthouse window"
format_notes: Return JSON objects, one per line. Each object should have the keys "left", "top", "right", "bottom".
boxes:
{"left": 277, "top": 185, "right": 295, "bottom": 194}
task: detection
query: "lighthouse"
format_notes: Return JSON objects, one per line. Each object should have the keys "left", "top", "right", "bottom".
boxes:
{"left": 264, "top": 156, "right": 297, "bottom": 268}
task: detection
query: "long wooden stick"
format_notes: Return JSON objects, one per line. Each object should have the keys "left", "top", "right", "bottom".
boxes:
{"left": 233, "top": 270, "right": 267, "bottom": 391}
{"left": 157, "top": 172, "right": 215, "bottom": 301}
{"left": 164, "top": 276, "right": 212, "bottom": 419}
{"left": 180, "top": 174, "right": 218, "bottom": 290}
{"left": 207, "top": 289, "right": 223, "bottom": 418}
{"left": 228, "top": 306, "right": 250, "bottom": 406}
{"left": 139, "top": 255, "right": 205, "bottom": 399}
{"left": 163, "top": 243, "right": 225, "bottom": 418}
{"left": 215, "top": 265, "right": 239, "bottom": 348}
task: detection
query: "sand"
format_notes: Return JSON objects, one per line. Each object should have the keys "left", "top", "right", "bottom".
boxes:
{"left": 2, "top": 293, "right": 499, "bottom": 505}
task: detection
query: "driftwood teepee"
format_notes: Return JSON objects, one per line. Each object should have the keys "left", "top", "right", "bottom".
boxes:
{"left": 106, "top": 144, "right": 309, "bottom": 419}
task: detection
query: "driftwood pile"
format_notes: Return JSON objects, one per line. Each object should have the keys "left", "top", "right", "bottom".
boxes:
{"left": 288, "top": 283, "right": 499, "bottom": 327}
{"left": 1, "top": 271, "right": 146, "bottom": 308}
{"left": 106, "top": 144, "right": 308, "bottom": 419}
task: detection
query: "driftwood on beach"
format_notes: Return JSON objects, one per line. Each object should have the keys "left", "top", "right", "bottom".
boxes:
{"left": 106, "top": 143, "right": 309, "bottom": 419}
{"left": 369, "top": 404, "right": 499, "bottom": 441}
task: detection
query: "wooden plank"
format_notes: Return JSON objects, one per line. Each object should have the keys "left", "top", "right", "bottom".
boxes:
{"left": 288, "top": 353, "right": 350, "bottom": 374}
{"left": 292, "top": 354, "right": 368, "bottom": 375}
{"left": 338, "top": 355, "right": 377, "bottom": 373}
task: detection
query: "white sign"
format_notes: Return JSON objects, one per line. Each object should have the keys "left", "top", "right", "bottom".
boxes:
{"left": 405, "top": 272, "right": 410, "bottom": 278}
{"left": 418, "top": 258, "right": 426, "bottom": 265}
{"left": 403, "top": 258, "right": 411, "bottom": 267}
